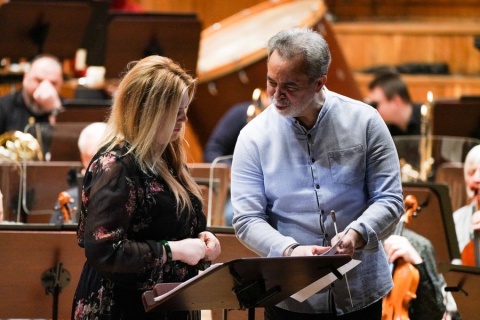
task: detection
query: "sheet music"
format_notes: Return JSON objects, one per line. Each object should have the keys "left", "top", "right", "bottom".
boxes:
{"left": 153, "top": 263, "right": 223, "bottom": 302}
{"left": 290, "top": 259, "right": 361, "bottom": 302}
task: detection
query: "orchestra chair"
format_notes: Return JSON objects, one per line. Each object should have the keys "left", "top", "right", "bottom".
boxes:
{"left": 435, "top": 162, "right": 467, "bottom": 212}
{"left": 0, "top": 161, "right": 81, "bottom": 223}
{"left": 401, "top": 182, "right": 461, "bottom": 265}
{"left": 187, "top": 163, "right": 231, "bottom": 227}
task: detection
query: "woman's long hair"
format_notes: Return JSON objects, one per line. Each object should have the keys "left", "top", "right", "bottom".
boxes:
{"left": 101, "top": 55, "right": 202, "bottom": 214}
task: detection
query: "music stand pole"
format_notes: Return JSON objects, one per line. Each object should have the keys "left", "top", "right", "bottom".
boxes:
{"left": 41, "top": 262, "right": 71, "bottom": 320}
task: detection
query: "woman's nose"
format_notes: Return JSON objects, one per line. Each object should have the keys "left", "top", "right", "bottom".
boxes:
{"left": 178, "top": 109, "right": 188, "bottom": 122}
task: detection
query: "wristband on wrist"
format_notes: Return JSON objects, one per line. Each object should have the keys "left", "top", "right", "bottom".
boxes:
{"left": 160, "top": 240, "right": 172, "bottom": 263}
{"left": 286, "top": 243, "right": 300, "bottom": 256}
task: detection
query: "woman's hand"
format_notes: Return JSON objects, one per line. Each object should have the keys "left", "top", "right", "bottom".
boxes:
{"left": 169, "top": 238, "right": 207, "bottom": 265}
{"left": 168, "top": 232, "right": 221, "bottom": 265}
{"left": 198, "top": 231, "right": 221, "bottom": 261}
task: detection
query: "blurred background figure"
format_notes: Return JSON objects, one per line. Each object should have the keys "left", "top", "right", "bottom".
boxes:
{"left": 383, "top": 229, "right": 460, "bottom": 319}
{"left": 49, "top": 122, "right": 107, "bottom": 225}
{"left": 203, "top": 88, "right": 269, "bottom": 226}
{"left": 453, "top": 144, "right": 480, "bottom": 265}
{"left": 203, "top": 101, "right": 249, "bottom": 165}
{"left": 109, "top": 0, "right": 144, "bottom": 12}
{"left": 77, "top": 122, "right": 108, "bottom": 176}
{"left": 366, "top": 70, "right": 421, "bottom": 136}
{"left": 203, "top": 88, "right": 269, "bottom": 164}
{"left": 0, "top": 54, "right": 64, "bottom": 159}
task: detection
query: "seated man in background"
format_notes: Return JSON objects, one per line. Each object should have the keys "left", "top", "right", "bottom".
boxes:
{"left": 203, "top": 101, "right": 249, "bottom": 165}
{"left": 203, "top": 89, "right": 269, "bottom": 226}
{"left": 50, "top": 122, "right": 107, "bottom": 224}
{"left": 366, "top": 71, "right": 421, "bottom": 136}
{"left": 203, "top": 102, "right": 249, "bottom": 226}
{"left": 0, "top": 54, "right": 64, "bottom": 159}
{"left": 203, "top": 89, "right": 269, "bottom": 164}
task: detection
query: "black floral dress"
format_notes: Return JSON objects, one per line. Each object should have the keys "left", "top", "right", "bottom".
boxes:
{"left": 72, "top": 143, "right": 207, "bottom": 320}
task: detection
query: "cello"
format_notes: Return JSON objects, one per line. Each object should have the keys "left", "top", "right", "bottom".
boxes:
{"left": 57, "top": 191, "right": 73, "bottom": 223}
{"left": 461, "top": 190, "right": 480, "bottom": 266}
{"left": 382, "top": 195, "right": 420, "bottom": 320}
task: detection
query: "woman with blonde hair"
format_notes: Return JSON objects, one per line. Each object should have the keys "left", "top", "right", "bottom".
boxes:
{"left": 72, "top": 55, "right": 221, "bottom": 319}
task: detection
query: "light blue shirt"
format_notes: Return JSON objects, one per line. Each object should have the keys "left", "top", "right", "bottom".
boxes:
{"left": 231, "top": 87, "right": 404, "bottom": 315}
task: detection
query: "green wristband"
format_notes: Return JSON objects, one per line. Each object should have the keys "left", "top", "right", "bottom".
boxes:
{"left": 160, "top": 240, "right": 172, "bottom": 263}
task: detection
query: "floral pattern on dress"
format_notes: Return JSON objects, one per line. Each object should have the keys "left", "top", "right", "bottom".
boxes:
{"left": 93, "top": 226, "right": 123, "bottom": 241}
{"left": 72, "top": 143, "right": 206, "bottom": 319}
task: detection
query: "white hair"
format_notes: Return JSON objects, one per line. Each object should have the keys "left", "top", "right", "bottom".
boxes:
{"left": 464, "top": 144, "right": 480, "bottom": 198}
{"left": 78, "top": 122, "right": 107, "bottom": 156}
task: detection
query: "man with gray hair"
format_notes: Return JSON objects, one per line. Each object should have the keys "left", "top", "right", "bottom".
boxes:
{"left": 231, "top": 27, "right": 404, "bottom": 319}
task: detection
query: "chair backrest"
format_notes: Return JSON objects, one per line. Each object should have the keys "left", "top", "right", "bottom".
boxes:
{"left": 402, "top": 182, "right": 461, "bottom": 264}
{"left": 187, "top": 163, "right": 231, "bottom": 226}
{"left": 435, "top": 162, "right": 466, "bottom": 212}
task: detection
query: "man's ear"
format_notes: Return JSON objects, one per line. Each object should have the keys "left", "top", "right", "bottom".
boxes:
{"left": 315, "top": 75, "right": 327, "bottom": 92}
{"left": 392, "top": 94, "right": 405, "bottom": 106}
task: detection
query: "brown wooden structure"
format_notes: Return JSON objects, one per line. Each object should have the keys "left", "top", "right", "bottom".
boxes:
{"left": 190, "top": 0, "right": 362, "bottom": 147}
{"left": 0, "top": 225, "right": 259, "bottom": 319}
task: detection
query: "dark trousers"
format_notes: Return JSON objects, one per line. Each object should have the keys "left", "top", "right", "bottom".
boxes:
{"left": 264, "top": 299, "right": 382, "bottom": 320}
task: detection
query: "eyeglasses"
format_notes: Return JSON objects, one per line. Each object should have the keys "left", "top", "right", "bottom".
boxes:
{"left": 363, "top": 99, "right": 378, "bottom": 109}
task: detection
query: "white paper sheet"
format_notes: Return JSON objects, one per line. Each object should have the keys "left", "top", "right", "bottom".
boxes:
{"left": 290, "top": 259, "right": 361, "bottom": 302}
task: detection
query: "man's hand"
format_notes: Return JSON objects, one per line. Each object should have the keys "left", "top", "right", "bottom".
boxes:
{"left": 285, "top": 245, "right": 331, "bottom": 257}
{"left": 331, "top": 228, "right": 366, "bottom": 256}
{"left": 33, "top": 80, "right": 62, "bottom": 113}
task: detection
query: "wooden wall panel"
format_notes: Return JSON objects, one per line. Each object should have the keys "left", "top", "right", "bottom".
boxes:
{"left": 138, "top": 0, "right": 480, "bottom": 26}
{"left": 138, "top": 0, "right": 262, "bottom": 29}
{"left": 332, "top": 21, "right": 480, "bottom": 75}
{"left": 323, "top": 0, "right": 480, "bottom": 20}
{"left": 354, "top": 73, "right": 480, "bottom": 102}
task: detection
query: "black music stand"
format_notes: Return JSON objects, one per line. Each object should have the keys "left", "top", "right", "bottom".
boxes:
{"left": 433, "top": 98, "right": 480, "bottom": 139}
{"left": 104, "top": 13, "right": 201, "bottom": 79}
{"left": 402, "top": 182, "right": 461, "bottom": 264}
{"left": 439, "top": 263, "right": 480, "bottom": 320}
{"left": 0, "top": 1, "right": 92, "bottom": 61}
{"left": 143, "top": 255, "right": 353, "bottom": 319}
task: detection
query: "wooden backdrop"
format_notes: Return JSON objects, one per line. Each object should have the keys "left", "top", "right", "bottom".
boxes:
{"left": 137, "top": 0, "right": 480, "bottom": 29}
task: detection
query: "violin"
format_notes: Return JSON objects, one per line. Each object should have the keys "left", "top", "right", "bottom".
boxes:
{"left": 461, "top": 191, "right": 480, "bottom": 267}
{"left": 382, "top": 195, "right": 420, "bottom": 320}
{"left": 57, "top": 191, "right": 73, "bottom": 223}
